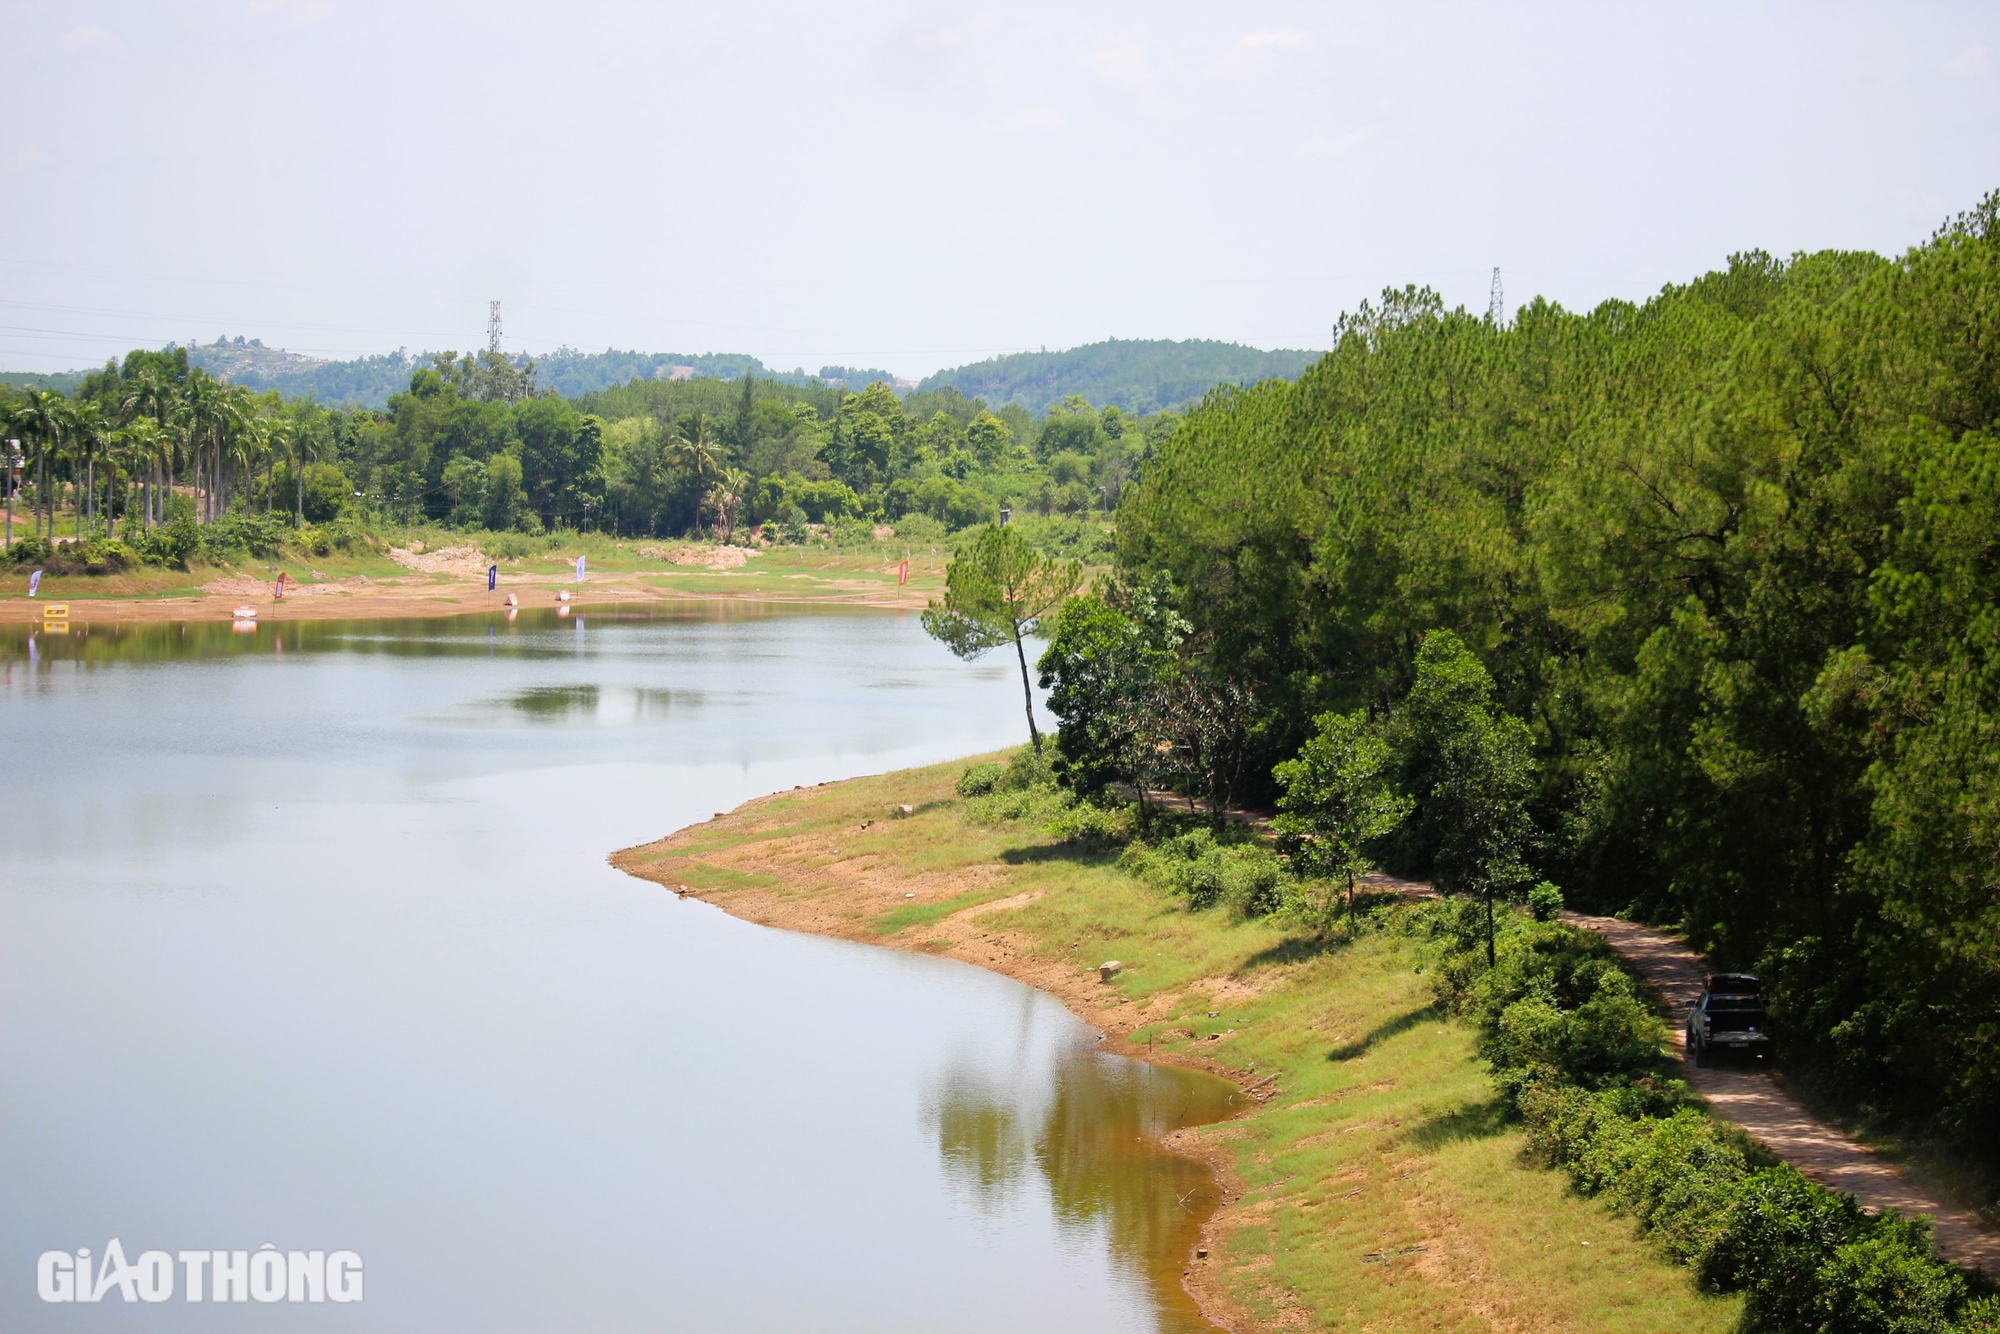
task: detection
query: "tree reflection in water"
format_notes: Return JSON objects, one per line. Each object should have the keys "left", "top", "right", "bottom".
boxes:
{"left": 930, "top": 1041, "right": 1242, "bottom": 1333}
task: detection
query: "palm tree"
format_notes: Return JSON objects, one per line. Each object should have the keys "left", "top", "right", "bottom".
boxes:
{"left": 120, "top": 371, "right": 175, "bottom": 532}
{"left": 121, "top": 370, "right": 175, "bottom": 431}
{"left": 163, "top": 404, "right": 194, "bottom": 527}
{"left": 116, "top": 420, "right": 163, "bottom": 537}
{"left": 234, "top": 418, "right": 267, "bottom": 518}
{"left": 217, "top": 386, "right": 252, "bottom": 519}
{"left": 286, "top": 418, "right": 327, "bottom": 527}
{"left": 709, "top": 467, "right": 751, "bottom": 544}
{"left": 673, "top": 413, "right": 722, "bottom": 534}
{"left": 9, "top": 390, "right": 71, "bottom": 541}
{"left": 180, "top": 373, "right": 223, "bottom": 523}
{"left": 67, "top": 401, "right": 108, "bottom": 537}
{"left": 260, "top": 418, "right": 292, "bottom": 517}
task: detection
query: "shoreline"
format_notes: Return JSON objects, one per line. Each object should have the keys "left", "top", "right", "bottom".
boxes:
{"left": 611, "top": 776, "right": 1266, "bottom": 1334}
{"left": 608, "top": 757, "right": 1754, "bottom": 1334}
{"left": 0, "top": 573, "right": 933, "bottom": 626}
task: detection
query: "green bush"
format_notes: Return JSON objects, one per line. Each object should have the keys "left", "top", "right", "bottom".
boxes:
{"left": 957, "top": 746, "right": 1072, "bottom": 825}
{"left": 1528, "top": 880, "right": 1564, "bottom": 921}
{"left": 1120, "top": 825, "right": 1284, "bottom": 916}
{"left": 1463, "top": 904, "right": 1992, "bottom": 1332}
{"left": 203, "top": 513, "right": 288, "bottom": 560}
{"left": 4, "top": 535, "right": 138, "bottom": 574}
{"left": 1001, "top": 745, "right": 1054, "bottom": 792}
{"left": 300, "top": 463, "right": 349, "bottom": 523}
{"left": 1044, "top": 799, "right": 1133, "bottom": 849}
{"left": 956, "top": 763, "right": 1003, "bottom": 798}
{"left": 3, "top": 535, "right": 53, "bottom": 567}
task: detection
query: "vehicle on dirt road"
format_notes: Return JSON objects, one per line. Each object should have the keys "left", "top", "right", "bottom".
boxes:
{"left": 1687, "top": 973, "right": 1773, "bottom": 1066}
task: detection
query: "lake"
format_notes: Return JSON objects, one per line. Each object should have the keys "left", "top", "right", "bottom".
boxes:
{"left": 0, "top": 605, "right": 1237, "bottom": 1332}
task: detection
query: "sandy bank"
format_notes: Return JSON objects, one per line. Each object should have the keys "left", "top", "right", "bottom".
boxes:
{"left": 0, "top": 570, "right": 931, "bottom": 626}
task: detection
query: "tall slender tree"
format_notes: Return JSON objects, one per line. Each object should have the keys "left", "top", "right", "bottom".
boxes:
{"left": 9, "top": 391, "right": 65, "bottom": 540}
{"left": 922, "top": 524, "right": 1083, "bottom": 750}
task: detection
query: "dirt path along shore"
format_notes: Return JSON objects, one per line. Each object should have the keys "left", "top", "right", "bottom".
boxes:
{"left": 1562, "top": 909, "right": 2000, "bottom": 1276}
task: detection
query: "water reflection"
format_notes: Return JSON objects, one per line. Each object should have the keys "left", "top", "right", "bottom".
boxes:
{"left": 0, "top": 599, "right": 890, "bottom": 667}
{"left": 484, "top": 683, "right": 691, "bottom": 725}
{"left": 932, "top": 1045, "right": 1242, "bottom": 1334}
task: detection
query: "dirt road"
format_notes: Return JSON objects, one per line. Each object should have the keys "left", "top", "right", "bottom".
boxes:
{"left": 1562, "top": 910, "right": 1999, "bottom": 1275}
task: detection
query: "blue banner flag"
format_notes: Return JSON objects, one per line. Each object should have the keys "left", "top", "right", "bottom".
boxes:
{"left": 28, "top": 569, "right": 41, "bottom": 597}
{"left": 488, "top": 564, "right": 498, "bottom": 591}
{"left": 575, "top": 555, "right": 586, "bottom": 582}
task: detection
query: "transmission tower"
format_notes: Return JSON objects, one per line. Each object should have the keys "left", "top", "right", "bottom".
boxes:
{"left": 487, "top": 301, "right": 503, "bottom": 354}
{"left": 1487, "top": 268, "right": 1505, "bottom": 326}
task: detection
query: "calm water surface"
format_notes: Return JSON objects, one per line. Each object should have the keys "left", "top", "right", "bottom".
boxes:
{"left": 0, "top": 606, "right": 1238, "bottom": 1332}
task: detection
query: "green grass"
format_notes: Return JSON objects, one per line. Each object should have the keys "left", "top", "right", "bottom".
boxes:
{"left": 869, "top": 886, "right": 1020, "bottom": 934}
{"left": 624, "top": 753, "right": 1744, "bottom": 1331}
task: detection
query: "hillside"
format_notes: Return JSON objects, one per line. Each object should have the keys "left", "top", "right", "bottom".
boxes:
{"left": 919, "top": 338, "right": 1319, "bottom": 415}
{"left": 39, "top": 336, "right": 1318, "bottom": 414}
{"left": 179, "top": 341, "right": 811, "bottom": 408}
{"left": 0, "top": 370, "right": 84, "bottom": 395}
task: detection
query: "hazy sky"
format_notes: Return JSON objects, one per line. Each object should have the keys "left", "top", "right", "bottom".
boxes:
{"left": 3, "top": 2, "right": 1997, "bottom": 377}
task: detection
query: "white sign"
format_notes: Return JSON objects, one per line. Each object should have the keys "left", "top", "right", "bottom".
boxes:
{"left": 37, "top": 1240, "right": 362, "bottom": 1303}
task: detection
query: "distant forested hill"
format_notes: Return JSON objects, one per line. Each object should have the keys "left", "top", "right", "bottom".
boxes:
{"left": 180, "top": 339, "right": 810, "bottom": 408}
{"left": 186, "top": 339, "right": 415, "bottom": 407}
{"left": 536, "top": 349, "right": 798, "bottom": 397}
{"left": 43, "top": 335, "right": 1318, "bottom": 413}
{"left": 919, "top": 338, "right": 1319, "bottom": 415}
{"left": 0, "top": 370, "right": 84, "bottom": 394}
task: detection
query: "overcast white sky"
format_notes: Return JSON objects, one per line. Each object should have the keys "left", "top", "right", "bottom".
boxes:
{"left": 2, "top": 2, "right": 1996, "bottom": 377}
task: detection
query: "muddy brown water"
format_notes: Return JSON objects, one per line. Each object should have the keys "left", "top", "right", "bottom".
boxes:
{"left": 1, "top": 606, "right": 1239, "bottom": 1332}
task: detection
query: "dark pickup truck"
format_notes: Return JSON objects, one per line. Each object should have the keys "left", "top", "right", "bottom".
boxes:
{"left": 1686, "top": 973, "right": 1774, "bottom": 1065}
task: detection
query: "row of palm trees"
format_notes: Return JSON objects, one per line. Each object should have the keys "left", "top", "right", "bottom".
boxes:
{"left": 4, "top": 370, "right": 327, "bottom": 545}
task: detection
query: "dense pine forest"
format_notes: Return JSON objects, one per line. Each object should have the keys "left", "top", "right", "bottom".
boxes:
{"left": 1108, "top": 195, "right": 2000, "bottom": 1181}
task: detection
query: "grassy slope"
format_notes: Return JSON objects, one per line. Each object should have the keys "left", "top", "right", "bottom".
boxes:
{"left": 619, "top": 755, "right": 1741, "bottom": 1332}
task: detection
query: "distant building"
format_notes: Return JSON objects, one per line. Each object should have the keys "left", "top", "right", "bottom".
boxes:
{"left": 665, "top": 365, "right": 696, "bottom": 381}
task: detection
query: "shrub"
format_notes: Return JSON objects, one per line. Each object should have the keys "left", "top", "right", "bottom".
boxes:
{"left": 1121, "top": 826, "right": 1284, "bottom": 916}
{"left": 203, "top": 513, "right": 287, "bottom": 560}
{"left": 956, "top": 763, "right": 1003, "bottom": 798}
{"left": 1477, "top": 905, "right": 1992, "bottom": 1333}
{"left": 8, "top": 536, "right": 140, "bottom": 574}
{"left": 1001, "top": 744, "right": 1054, "bottom": 792}
{"left": 1528, "top": 880, "right": 1565, "bottom": 921}
{"left": 1044, "top": 799, "right": 1133, "bottom": 850}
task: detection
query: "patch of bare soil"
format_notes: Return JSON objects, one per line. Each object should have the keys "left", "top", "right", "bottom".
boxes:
{"left": 387, "top": 544, "right": 489, "bottom": 576}
{"left": 638, "top": 544, "right": 757, "bottom": 568}
{"left": 199, "top": 573, "right": 370, "bottom": 599}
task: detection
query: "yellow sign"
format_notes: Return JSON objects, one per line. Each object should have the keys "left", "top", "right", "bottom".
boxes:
{"left": 41, "top": 602, "right": 69, "bottom": 618}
